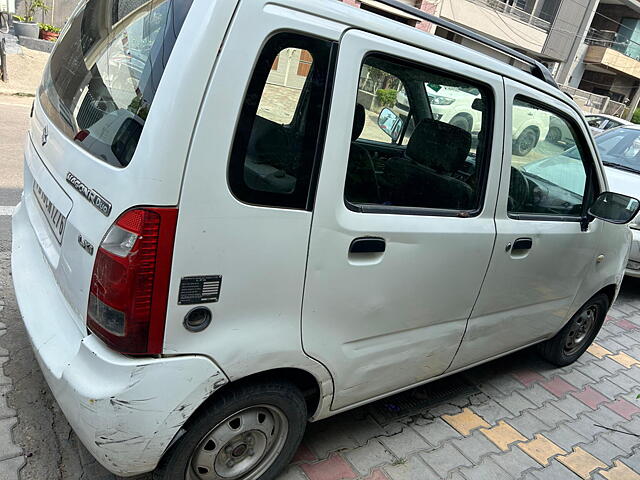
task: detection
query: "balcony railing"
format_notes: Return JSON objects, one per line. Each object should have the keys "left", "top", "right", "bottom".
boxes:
{"left": 465, "top": 0, "right": 551, "bottom": 32}
{"left": 585, "top": 29, "right": 640, "bottom": 62}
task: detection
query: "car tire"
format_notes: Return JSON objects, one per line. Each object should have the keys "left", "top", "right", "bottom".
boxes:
{"left": 513, "top": 127, "right": 538, "bottom": 156}
{"left": 546, "top": 126, "right": 562, "bottom": 144}
{"left": 537, "top": 293, "right": 609, "bottom": 367}
{"left": 450, "top": 115, "right": 472, "bottom": 132}
{"left": 154, "top": 381, "right": 307, "bottom": 480}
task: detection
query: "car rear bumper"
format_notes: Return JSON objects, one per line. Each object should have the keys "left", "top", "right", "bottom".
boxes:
{"left": 626, "top": 228, "right": 640, "bottom": 278}
{"left": 11, "top": 201, "right": 229, "bottom": 476}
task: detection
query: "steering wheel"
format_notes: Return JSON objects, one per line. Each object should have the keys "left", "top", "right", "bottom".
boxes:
{"left": 508, "top": 167, "right": 530, "bottom": 212}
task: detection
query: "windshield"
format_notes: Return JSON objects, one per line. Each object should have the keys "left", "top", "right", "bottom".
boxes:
{"left": 39, "top": 0, "right": 193, "bottom": 168}
{"left": 594, "top": 127, "right": 640, "bottom": 174}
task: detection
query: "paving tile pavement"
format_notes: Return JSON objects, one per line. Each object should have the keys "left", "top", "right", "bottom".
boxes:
{"left": 277, "top": 286, "right": 640, "bottom": 480}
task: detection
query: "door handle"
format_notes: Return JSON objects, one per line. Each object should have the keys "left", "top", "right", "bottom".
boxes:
{"left": 349, "top": 237, "right": 386, "bottom": 254}
{"left": 512, "top": 237, "right": 533, "bottom": 251}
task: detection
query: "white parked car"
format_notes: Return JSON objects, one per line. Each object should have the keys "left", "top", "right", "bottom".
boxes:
{"left": 11, "top": 0, "right": 640, "bottom": 479}
{"left": 585, "top": 113, "right": 632, "bottom": 135}
{"left": 401, "top": 85, "right": 551, "bottom": 155}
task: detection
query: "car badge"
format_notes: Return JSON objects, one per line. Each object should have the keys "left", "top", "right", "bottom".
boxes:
{"left": 41, "top": 125, "right": 49, "bottom": 146}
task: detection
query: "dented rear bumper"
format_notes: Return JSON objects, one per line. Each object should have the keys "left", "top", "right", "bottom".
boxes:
{"left": 12, "top": 202, "right": 229, "bottom": 476}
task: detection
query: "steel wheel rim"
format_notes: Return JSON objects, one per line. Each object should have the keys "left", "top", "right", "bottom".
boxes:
{"left": 520, "top": 130, "right": 536, "bottom": 152}
{"left": 187, "top": 405, "right": 289, "bottom": 480}
{"left": 564, "top": 305, "right": 598, "bottom": 356}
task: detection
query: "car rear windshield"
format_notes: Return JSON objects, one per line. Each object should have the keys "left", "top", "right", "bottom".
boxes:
{"left": 39, "top": 0, "right": 193, "bottom": 168}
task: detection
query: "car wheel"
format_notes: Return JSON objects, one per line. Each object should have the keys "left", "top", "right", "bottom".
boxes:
{"left": 545, "top": 126, "right": 562, "bottom": 144}
{"left": 154, "top": 381, "right": 307, "bottom": 480}
{"left": 450, "top": 115, "right": 472, "bottom": 132}
{"left": 537, "top": 293, "right": 609, "bottom": 367}
{"left": 513, "top": 127, "right": 538, "bottom": 156}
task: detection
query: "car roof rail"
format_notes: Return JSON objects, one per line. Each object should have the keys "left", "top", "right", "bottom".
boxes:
{"left": 361, "top": 0, "right": 559, "bottom": 89}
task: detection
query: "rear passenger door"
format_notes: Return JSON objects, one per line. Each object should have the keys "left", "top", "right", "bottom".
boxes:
{"left": 302, "top": 31, "right": 504, "bottom": 411}
{"left": 450, "top": 79, "right": 604, "bottom": 370}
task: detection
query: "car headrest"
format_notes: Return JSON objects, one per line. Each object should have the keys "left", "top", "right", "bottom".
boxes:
{"left": 352, "top": 104, "right": 366, "bottom": 142}
{"left": 406, "top": 119, "right": 472, "bottom": 173}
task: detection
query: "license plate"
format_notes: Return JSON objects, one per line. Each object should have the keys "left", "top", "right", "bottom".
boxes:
{"left": 33, "top": 180, "right": 67, "bottom": 245}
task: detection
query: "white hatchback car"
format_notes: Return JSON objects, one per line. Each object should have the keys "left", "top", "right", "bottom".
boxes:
{"left": 11, "top": 0, "right": 640, "bottom": 479}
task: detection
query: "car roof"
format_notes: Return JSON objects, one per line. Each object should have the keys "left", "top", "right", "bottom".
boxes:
{"left": 276, "top": 0, "right": 576, "bottom": 110}
{"left": 586, "top": 113, "right": 632, "bottom": 124}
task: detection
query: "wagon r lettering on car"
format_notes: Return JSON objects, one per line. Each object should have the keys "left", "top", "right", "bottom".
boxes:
{"left": 65, "top": 172, "right": 112, "bottom": 217}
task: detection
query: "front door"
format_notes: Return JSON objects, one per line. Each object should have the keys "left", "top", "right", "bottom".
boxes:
{"left": 302, "top": 31, "right": 504, "bottom": 411}
{"left": 450, "top": 79, "right": 604, "bottom": 370}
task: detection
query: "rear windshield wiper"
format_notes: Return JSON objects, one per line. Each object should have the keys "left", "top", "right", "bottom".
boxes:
{"left": 603, "top": 161, "right": 640, "bottom": 175}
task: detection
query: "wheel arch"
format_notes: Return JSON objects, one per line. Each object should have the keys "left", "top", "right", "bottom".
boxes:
{"left": 183, "top": 367, "right": 323, "bottom": 431}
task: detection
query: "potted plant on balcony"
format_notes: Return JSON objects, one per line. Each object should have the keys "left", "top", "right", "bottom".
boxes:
{"left": 39, "top": 23, "right": 60, "bottom": 41}
{"left": 12, "top": 0, "right": 49, "bottom": 39}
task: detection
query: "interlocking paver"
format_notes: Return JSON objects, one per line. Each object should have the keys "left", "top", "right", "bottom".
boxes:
{"left": 578, "top": 363, "right": 612, "bottom": 382}
{"left": 525, "top": 384, "right": 558, "bottom": 407}
{"left": 531, "top": 459, "right": 582, "bottom": 479}
{"left": 586, "top": 405, "right": 627, "bottom": 429}
{"left": 601, "top": 460, "right": 640, "bottom": 480}
{"left": 601, "top": 430, "right": 640, "bottom": 455}
{"left": 488, "top": 374, "right": 526, "bottom": 396}
{"left": 418, "top": 443, "right": 472, "bottom": 477}
{"left": 490, "top": 445, "right": 540, "bottom": 476}
{"left": 457, "top": 458, "right": 512, "bottom": 480}
{"left": 560, "top": 370, "right": 594, "bottom": 390}
{"left": 553, "top": 394, "right": 592, "bottom": 419}
{"left": 383, "top": 455, "right": 439, "bottom": 480}
{"left": 0, "top": 455, "right": 25, "bottom": 480}
{"left": 588, "top": 344, "right": 613, "bottom": 359}
{"left": 300, "top": 453, "right": 358, "bottom": 480}
{"left": 344, "top": 440, "right": 394, "bottom": 476}
{"left": 379, "top": 428, "right": 432, "bottom": 458}
{"left": 452, "top": 430, "right": 501, "bottom": 463}
{"left": 573, "top": 386, "right": 610, "bottom": 410}
{"left": 0, "top": 385, "right": 15, "bottom": 420}
{"left": 278, "top": 466, "right": 308, "bottom": 480}
{"left": 557, "top": 447, "right": 608, "bottom": 479}
{"left": 412, "top": 418, "right": 461, "bottom": 447}
{"left": 617, "top": 320, "right": 638, "bottom": 331}
{"left": 518, "top": 434, "right": 566, "bottom": 466}
{"left": 592, "top": 379, "right": 626, "bottom": 400}
{"left": 610, "top": 353, "right": 640, "bottom": 369}
{"left": 506, "top": 411, "right": 551, "bottom": 438}
{"left": 530, "top": 404, "right": 572, "bottom": 426}
{"left": 606, "top": 399, "right": 640, "bottom": 421}
{"left": 597, "top": 357, "right": 628, "bottom": 375}
{"left": 623, "top": 367, "right": 640, "bottom": 383}
{"left": 542, "top": 424, "right": 588, "bottom": 451}
{"left": 480, "top": 420, "right": 527, "bottom": 451}
{"left": 581, "top": 437, "right": 625, "bottom": 465}
{"left": 470, "top": 400, "right": 512, "bottom": 425}
{"left": 513, "top": 369, "right": 545, "bottom": 387}
{"left": 598, "top": 338, "right": 626, "bottom": 354}
{"left": 609, "top": 372, "right": 640, "bottom": 393}
{"left": 495, "top": 391, "right": 537, "bottom": 416}
{"left": 541, "top": 377, "right": 577, "bottom": 398}
{"left": 305, "top": 420, "right": 360, "bottom": 459}
{"left": 442, "top": 408, "right": 490, "bottom": 436}
{"left": 362, "top": 468, "right": 390, "bottom": 480}
{"left": 0, "top": 417, "right": 21, "bottom": 461}
{"left": 292, "top": 444, "right": 316, "bottom": 463}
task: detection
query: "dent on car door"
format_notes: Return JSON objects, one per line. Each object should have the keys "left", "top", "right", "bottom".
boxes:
{"left": 450, "top": 83, "right": 602, "bottom": 371}
{"left": 302, "top": 30, "right": 504, "bottom": 411}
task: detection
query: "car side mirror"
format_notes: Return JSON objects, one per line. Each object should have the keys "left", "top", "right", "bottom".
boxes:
{"left": 377, "top": 108, "right": 404, "bottom": 142}
{"left": 472, "top": 98, "right": 484, "bottom": 111}
{"left": 588, "top": 192, "right": 640, "bottom": 224}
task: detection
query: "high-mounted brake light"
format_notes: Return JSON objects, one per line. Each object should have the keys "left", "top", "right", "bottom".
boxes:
{"left": 87, "top": 207, "right": 178, "bottom": 355}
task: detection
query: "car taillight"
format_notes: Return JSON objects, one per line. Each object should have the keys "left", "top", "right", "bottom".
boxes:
{"left": 87, "top": 207, "right": 178, "bottom": 355}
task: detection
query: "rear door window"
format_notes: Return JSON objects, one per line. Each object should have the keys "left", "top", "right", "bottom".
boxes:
{"left": 39, "top": 0, "right": 193, "bottom": 168}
